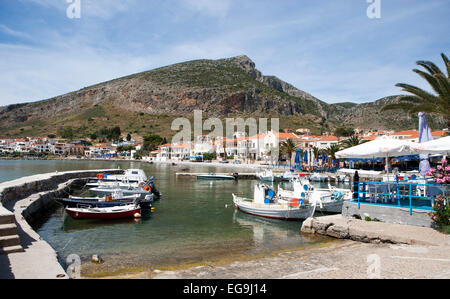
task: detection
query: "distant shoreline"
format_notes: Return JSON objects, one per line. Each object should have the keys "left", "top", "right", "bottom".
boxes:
{"left": 0, "top": 157, "right": 270, "bottom": 171}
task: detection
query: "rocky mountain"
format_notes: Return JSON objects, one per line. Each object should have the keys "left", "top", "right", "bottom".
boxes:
{"left": 0, "top": 55, "right": 445, "bottom": 139}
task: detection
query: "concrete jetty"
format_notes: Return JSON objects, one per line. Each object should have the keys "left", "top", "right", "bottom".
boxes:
{"left": 0, "top": 169, "right": 122, "bottom": 279}
{"left": 301, "top": 214, "right": 448, "bottom": 246}
{"left": 176, "top": 172, "right": 258, "bottom": 179}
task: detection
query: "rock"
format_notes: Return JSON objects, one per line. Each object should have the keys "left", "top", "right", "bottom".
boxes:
{"left": 326, "top": 224, "right": 349, "bottom": 239}
{"left": 91, "top": 254, "right": 103, "bottom": 264}
{"left": 300, "top": 217, "right": 315, "bottom": 234}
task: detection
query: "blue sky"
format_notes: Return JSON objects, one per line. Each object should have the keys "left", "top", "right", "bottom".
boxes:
{"left": 0, "top": 0, "right": 449, "bottom": 106}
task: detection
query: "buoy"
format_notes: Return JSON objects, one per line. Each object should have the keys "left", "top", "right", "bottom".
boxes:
{"left": 225, "top": 204, "right": 228, "bottom": 208}
{"left": 134, "top": 213, "right": 142, "bottom": 218}
{"left": 151, "top": 207, "right": 156, "bottom": 212}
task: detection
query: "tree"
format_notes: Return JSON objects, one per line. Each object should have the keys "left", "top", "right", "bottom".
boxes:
{"left": 110, "top": 126, "right": 121, "bottom": 141}
{"left": 334, "top": 126, "right": 355, "bottom": 137}
{"left": 280, "top": 139, "right": 297, "bottom": 166}
{"left": 143, "top": 134, "right": 164, "bottom": 151}
{"left": 324, "top": 144, "right": 341, "bottom": 165}
{"left": 312, "top": 146, "right": 322, "bottom": 163}
{"left": 90, "top": 132, "right": 98, "bottom": 140}
{"left": 381, "top": 53, "right": 450, "bottom": 129}
{"left": 57, "top": 126, "right": 74, "bottom": 140}
{"left": 340, "top": 135, "right": 368, "bottom": 149}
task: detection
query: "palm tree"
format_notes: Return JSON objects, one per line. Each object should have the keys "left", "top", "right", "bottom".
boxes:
{"left": 381, "top": 53, "right": 450, "bottom": 129}
{"left": 312, "top": 146, "right": 322, "bottom": 164}
{"left": 280, "top": 139, "right": 297, "bottom": 166}
{"left": 340, "top": 135, "right": 368, "bottom": 149}
{"left": 324, "top": 144, "right": 340, "bottom": 166}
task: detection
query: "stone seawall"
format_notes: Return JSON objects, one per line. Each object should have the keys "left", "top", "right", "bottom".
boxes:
{"left": 301, "top": 215, "right": 448, "bottom": 246}
{"left": 0, "top": 169, "right": 122, "bottom": 205}
{"left": 0, "top": 169, "right": 122, "bottom": 279}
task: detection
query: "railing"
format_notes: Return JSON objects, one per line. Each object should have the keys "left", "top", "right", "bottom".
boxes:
{"left": 353, "top": 181, "right": 449, "bottom": 215}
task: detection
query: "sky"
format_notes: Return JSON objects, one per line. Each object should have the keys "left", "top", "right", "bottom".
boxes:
{"left": 0, "top": 0, "right": 449, "bottom": 106}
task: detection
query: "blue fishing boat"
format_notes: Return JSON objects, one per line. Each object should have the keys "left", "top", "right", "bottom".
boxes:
{"left": 55, "top": 193, "right": 153, "bottom": 209}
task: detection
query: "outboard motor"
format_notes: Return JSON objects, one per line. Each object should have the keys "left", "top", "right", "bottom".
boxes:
{"left": 136, "top": 194, "right": 154, "bottom": 209}
{"left": 232, "top": 173, "right": 239, "bottom": 179}
{"left": 148, "top": 176, "right": 161, "bottom": 198}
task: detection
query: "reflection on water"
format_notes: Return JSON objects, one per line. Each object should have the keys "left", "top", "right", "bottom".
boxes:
{"left": 0, "top": 160, "right": 336, "bottom": 272}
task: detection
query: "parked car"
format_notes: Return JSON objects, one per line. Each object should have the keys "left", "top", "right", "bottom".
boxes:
{"left": 219, "top": 159, "right": 229, "bottom": 163}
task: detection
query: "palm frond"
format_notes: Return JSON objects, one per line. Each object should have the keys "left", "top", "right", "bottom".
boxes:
{"left": 441, "top": 53, "right": 450, "bottom": 78}
{"left": 380, "top": 103, "right": 414, "bottom": 113}
{"left": 395, "top": 83, "right": 440, "bottom": 103}
{"left": 412, "top": 69, "right": 445, "bottom": 96}
{"left": 416, "top": 60, "right": 444, "bottom": 75}
{"left": 434, "top": 73, "right": 450, "bottom": 102}
{"left": 407, "top": 103, "right": 441, "bottom": 116}
{"left": 397, "top": 95, "right": 426, "bottom": 104}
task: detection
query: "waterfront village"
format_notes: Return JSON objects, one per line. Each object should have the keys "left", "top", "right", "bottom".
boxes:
{"left": 1, "top": 128, "right": 448, "bottom": 164}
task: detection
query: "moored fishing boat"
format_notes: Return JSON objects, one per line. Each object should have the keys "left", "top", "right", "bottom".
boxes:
{"left": 88, "top": 169, "right": 148, "bottom": 184}
{"left": 89, "top": 185, "right": 153, "bottom": 199}
{"left": 55, "top": 193, "right": 153, "bottom": 209}
{"left": 256, "top": 169, "right": 277, "bottom": 182}
{"left": 309, "top": 173, "right": 329, "bottom": 182}
{"left": 65, "top": 204, "right": 142, "bottom": 220}
{"left": 232, "top": 184, "right": 315, "bottom": 220}
{"left": 196, "top": 173, "right": 238, "bottom": 180}
{"left": 278, "top": 179, "right": 352, "bottom": 213}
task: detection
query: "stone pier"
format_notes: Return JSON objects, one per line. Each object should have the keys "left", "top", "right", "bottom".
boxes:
{"left": 301, "top": 214, "right": 448, "bottom": 246}
{"left": 0, "top": 169, "right": 122, "bottom": 279}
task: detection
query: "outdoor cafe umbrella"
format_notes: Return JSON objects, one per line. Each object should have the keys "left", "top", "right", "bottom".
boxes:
{"left": 335, "top": 136, "right": 418, "bottom": 173}
{"left": 418, "top": 112, "right": 432, "bottom": 176}
{"left": 303, "top": 149, "right": 308, "bottom": 164}
{"left": 412, "top": 136, "right": 450, "bottom": 155}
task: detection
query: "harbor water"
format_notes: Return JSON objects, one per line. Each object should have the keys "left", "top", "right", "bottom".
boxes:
{"left": 0, "top": 160, "right": 344, "bottom": 275}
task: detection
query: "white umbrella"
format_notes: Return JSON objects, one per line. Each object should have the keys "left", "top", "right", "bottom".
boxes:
{"left": 336, "top": 136, "right": 417, "bottom": 159}
{"left": 411, "top": 136, "right": 450, "bottom": 155}
{"left": 336, "top": 136, "right": 418, "bottom": 173}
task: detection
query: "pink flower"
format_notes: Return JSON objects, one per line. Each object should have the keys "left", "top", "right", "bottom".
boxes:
{"left": 437, "top": 165, "right": 443, "bottom": 170}
{"left": 445, "top": 166, "right": 450, "bottom": 171}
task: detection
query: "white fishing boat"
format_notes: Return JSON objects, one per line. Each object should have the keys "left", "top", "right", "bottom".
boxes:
{"left": 256, "top": 169, "right": 276, "bottom": 182}
{"left": 279, "top": 171, "right": 302, "bottom": 181}
{"left": 278, "top": 179, "right": 352, "bottom": 213}
{"left": 90, "top": 183, "right": 155, "bottom": 199}
{"left": 196, "top": 173, "right": 238, "bottom": 180}
{"left": 232, "top": 184, "right": 315, "bottom": 220}
{"left": 309, "top": 173, "right": 329, "bottom": 182}
{"left": 89, "top": 175, "right": 161, "bottom": 199}
{"left": 336, "top": 174, "right": 350, "bottom": 183}
{"left": 91, "top": 169, "right": 148, "bottom": 183}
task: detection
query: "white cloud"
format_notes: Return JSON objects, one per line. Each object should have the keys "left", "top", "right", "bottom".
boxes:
{"left": 21, "top": 0, "right": 135, "bottom": 20}
{"left": 180, "top": 0, "right": 232, "bottom": 18}
{"left": 0, "top": 25, "right": 33, "bottom": 40}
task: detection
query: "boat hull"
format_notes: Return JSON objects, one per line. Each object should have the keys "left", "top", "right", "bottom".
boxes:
{"left": 89, "top": 187, "right": 150, "bottom": 198}
{"left": 197, "top": 175, "right": 236, "bottom": 180}
{"left": 233, "top": 196, "right": 314, "bottom": 221}
{"left": 66, "top": 206, "right": 141, "bottom": 220}
{"left": 315, "top": 200, "right": 344, "bottom": 213}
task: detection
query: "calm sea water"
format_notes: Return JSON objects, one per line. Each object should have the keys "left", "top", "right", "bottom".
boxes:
{"left": 0, "top": 160, "right": 341, "bottom": 273}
